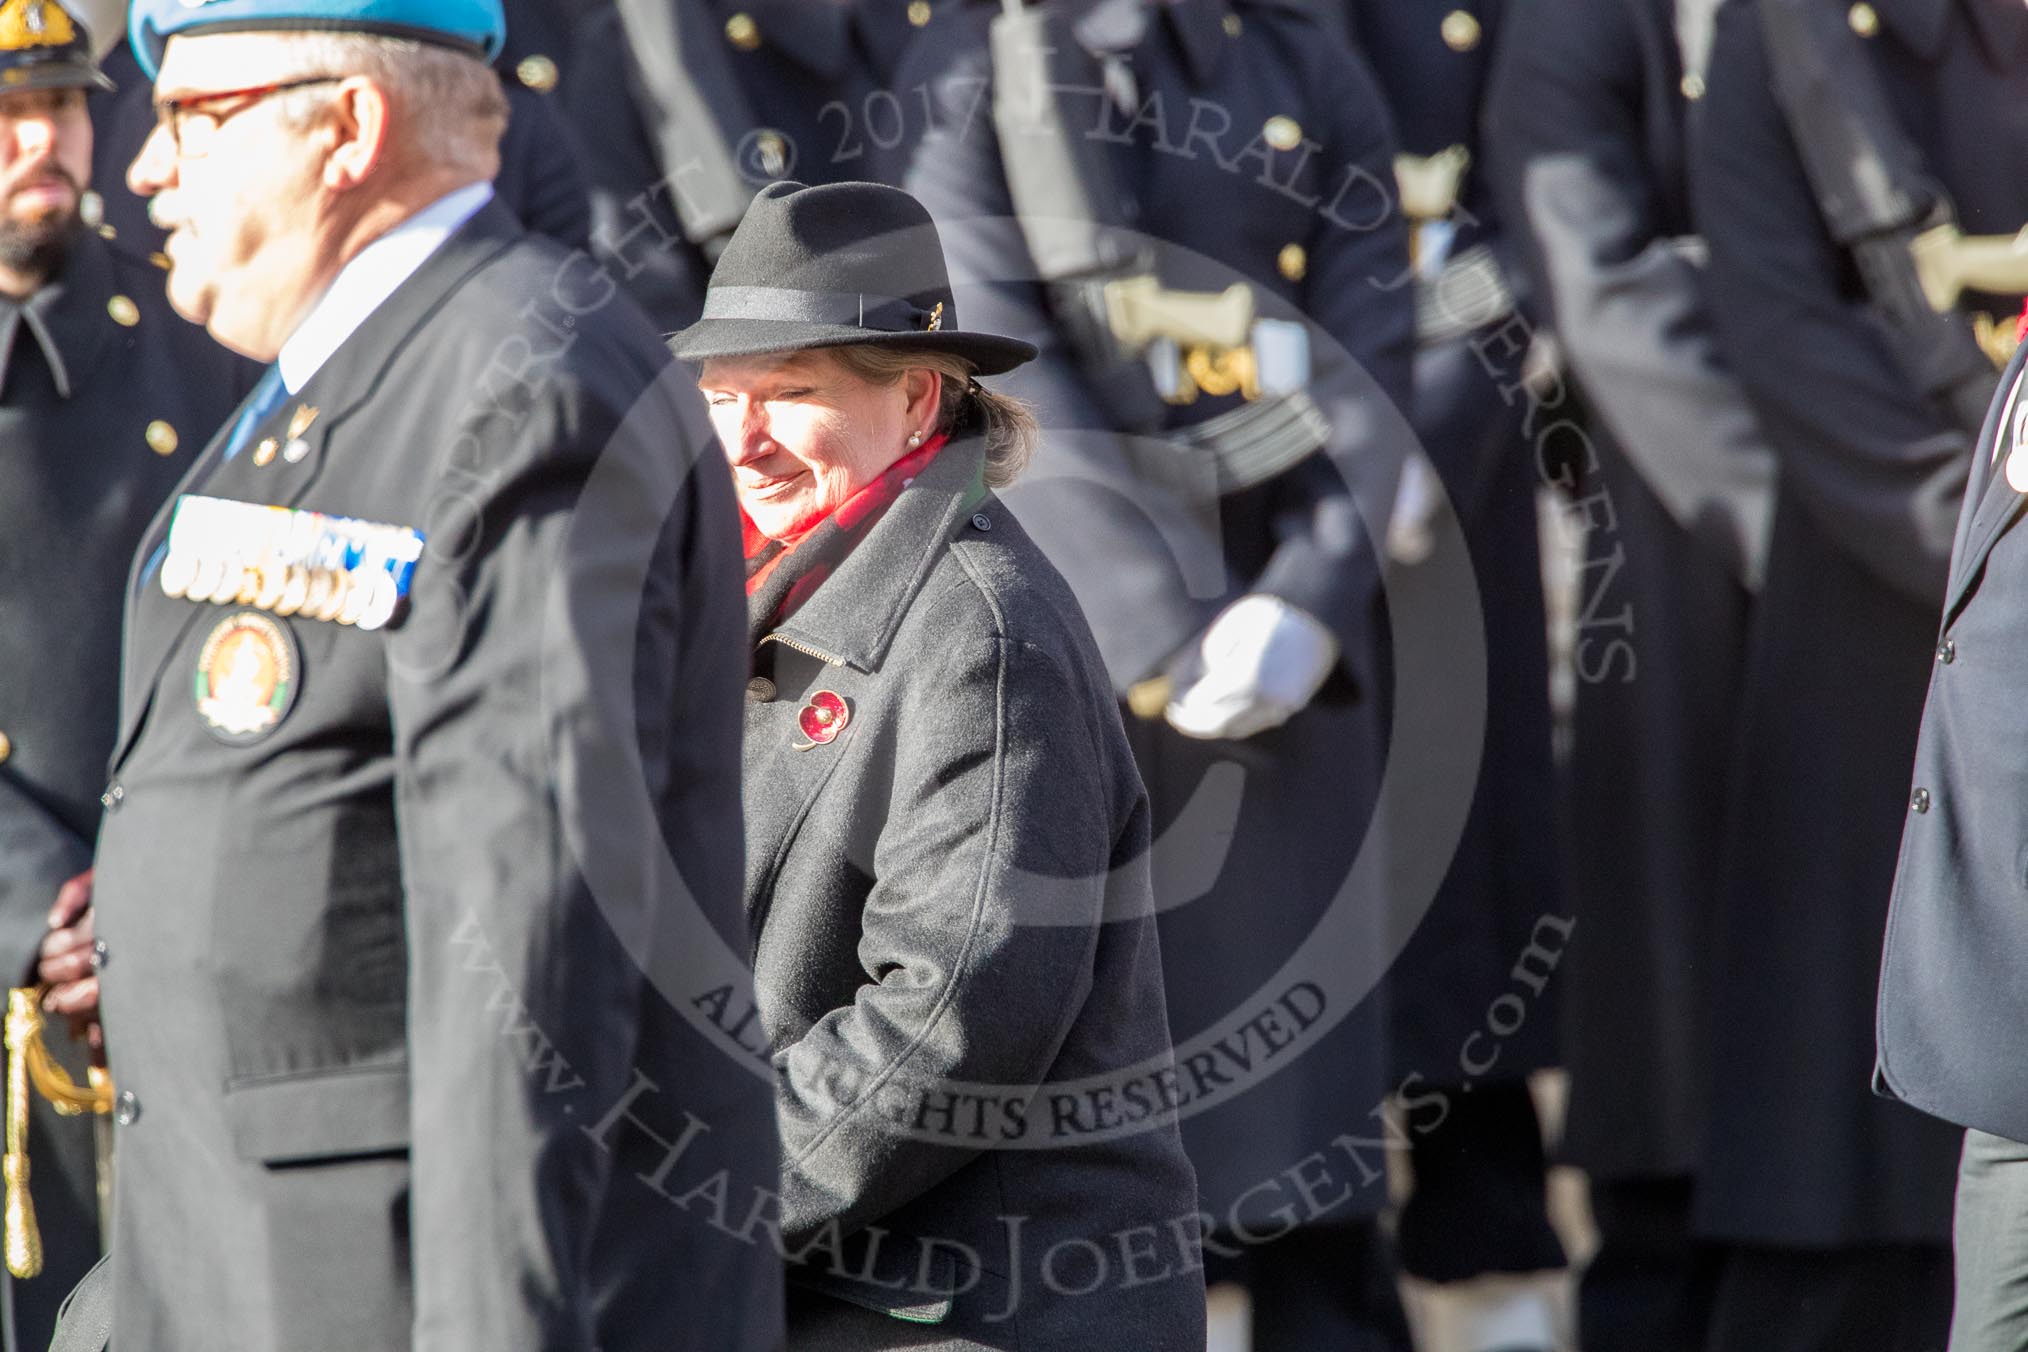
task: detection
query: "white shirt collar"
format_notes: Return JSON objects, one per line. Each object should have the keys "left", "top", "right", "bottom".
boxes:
{"left": 276, "top": 181, "right": 494, "bottom": 395}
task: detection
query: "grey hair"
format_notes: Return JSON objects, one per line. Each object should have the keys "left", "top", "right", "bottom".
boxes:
{"left": 257, "top": 32, "right": 507, "bottom": 179}
{"left": 827, "top": 346, "right": 1038, "bottom": 488}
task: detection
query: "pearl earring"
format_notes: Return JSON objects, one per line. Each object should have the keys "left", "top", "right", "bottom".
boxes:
{"left": 908, "top": 432, "right": 923, "bottom": 447}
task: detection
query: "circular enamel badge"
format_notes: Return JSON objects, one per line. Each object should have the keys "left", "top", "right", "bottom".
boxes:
{"left": 193, "top": 611, "right": 299, "bottom": 744}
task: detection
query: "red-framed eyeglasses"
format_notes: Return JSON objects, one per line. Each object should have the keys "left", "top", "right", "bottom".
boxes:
{"left": 150, "top": 75, "right": 347, "bottom": 158}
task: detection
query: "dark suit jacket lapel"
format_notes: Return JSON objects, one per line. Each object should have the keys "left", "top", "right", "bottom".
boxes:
{"left": 112, "top": 202, "right": 526, "bottom": 769}
{"left": 1944, "top": 344, "right": 2028, "bottom": 623}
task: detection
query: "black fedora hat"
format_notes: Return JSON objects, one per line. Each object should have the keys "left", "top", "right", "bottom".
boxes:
{"left": 668, "top": 180, "right": 1037, "bottom": 375}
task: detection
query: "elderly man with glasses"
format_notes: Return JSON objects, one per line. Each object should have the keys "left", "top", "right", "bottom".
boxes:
{"left": 39, "top": 3, "right": 783, "bottom": 1350}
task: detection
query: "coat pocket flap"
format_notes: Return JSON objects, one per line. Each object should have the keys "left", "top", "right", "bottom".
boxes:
{"left": 225, "top": 1063, "right": 410, "bottom": 1164}
{"left": 788, "top": 1238, "right": 960, "bottom": 1325}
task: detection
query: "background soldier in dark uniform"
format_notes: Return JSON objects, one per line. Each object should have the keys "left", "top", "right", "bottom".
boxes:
{"left": 901, "top": 2, "right": 1428, "bottom": 1346}
{"left": 1485, "top": 0, "right": 1777, "bottom": 1346}
{"left": 1325, "top": 4, "right": 1572, "bottom": 1345}
{"left": 0, "top": 2, "right": 251, "bottom": 1346}
{"left": 562, "top": 0, "right": 938, "bottom": 332}
{"left": 1688, "top": 0, "right": 2028, "bottom": 1344}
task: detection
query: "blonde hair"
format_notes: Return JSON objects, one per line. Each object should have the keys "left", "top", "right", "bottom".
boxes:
{"left": 828, "top": 345, "right": 1037, "bottom": 488}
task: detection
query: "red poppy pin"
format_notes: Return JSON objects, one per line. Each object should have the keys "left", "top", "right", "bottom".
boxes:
{"left": 794, "top": 690, "right": 851, "bottom": 750}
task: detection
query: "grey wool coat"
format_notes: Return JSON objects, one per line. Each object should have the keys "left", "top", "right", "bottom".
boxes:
{"left": 741, "top": 434, "right": 1207, "bottom": 1350}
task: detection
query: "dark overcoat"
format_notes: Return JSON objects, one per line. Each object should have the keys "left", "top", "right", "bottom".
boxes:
{"left": 0, "top": 230, "right": 250, "bottom": 1351}
{"left": 1484, "top": 0, "right": 1777, "bottom": 1182}
{"left": 1876, "top": 346, "right": 2028, "bottom": 1144}
{"left": 742, "top": 436, "right": 1204, "bottom": 1350}
{"left": 1334, "top": 0, "right": 1566, "bottom": 1088}
{"left": 900, "top": 0, "right": 1428, "bottom": 1229}
{"left": 89, "top": 204, "right": 783, "bottom": 1350}
{"left": 1687, "top": 0, "right": 2025, "bottom": 1243}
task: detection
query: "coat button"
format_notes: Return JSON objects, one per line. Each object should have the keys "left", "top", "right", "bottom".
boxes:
{"left": 113, "top": 1091, "right": 140, "bottom": 1127}
{"left": 971, "top": 513, "right": 993, "bottom": 531}
{"left": 1263, "top": 115, "right": 1303, "bottom": 151}
{"left": 907, "top": 0, "right": 932, "bottom": 25}
{"left": 0, "top": 730, "right": 10, "bottom": 765}
{"left": 99, "top": 782, "right": 124, "bottom": 812}
{"left": 1937, "top": 638, "right": 1956, "bottom": 664}
{"left": 746, "top": 676, "right": 777, "bottom": 703}
{"left": 1278, "top": 243, "right": 1308, "bottom": 282}
{"left": 1441, "top": 10, "right": 1482, "bottom": 51}
{"left": 725, "top": 12, "right": 761, "bottom": 49}
{"left": 753, "top": 130, "right": 790, "bottom": 179}
{"left": 106, "top": 295, "right": 138, "bottom": 327}
{"left": 1849, "top": 3, "right": 1880, "bottom": 37}
{"left": 516, "top": 54, "right": 559, "bottom": 93}
{"left": 1680, "top": 73, "right": 1706, "bottom": 101}
{"left": 145, "top": 419, "right": 178, "bottom": 456}
{"left": 89, "top": 939, "right": 109, "bottom": 972}
{"left": 1911, "top": 787, "right": 1931, "bottom": 814}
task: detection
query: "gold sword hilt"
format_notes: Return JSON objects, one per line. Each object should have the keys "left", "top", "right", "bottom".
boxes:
{"left": 3, "top": 988, "right": 115, "bottom": 1280}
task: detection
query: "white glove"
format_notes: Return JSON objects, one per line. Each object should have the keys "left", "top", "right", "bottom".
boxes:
{"left": 1385, "top": 450, "right": 1444, "bottom": 565}
{"left": 1164, "top": 595, "right": 1339, "bottom": 741}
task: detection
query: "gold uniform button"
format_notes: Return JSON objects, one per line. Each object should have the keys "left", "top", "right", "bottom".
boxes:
{"left": 1263, "top": 115, "right": 1303, "bottom": 151}
{"left": 145, "top": 419, "right": 178, "bottom": 456}
{"left": 1223, "top": 13, "right": 1242, "bottom": 37}
{"left": 755, "top": 130, "right": 789, "bottom": 178}
{"left": 516, "top": 54, "right": 558, "bottom": 93}
{"left": 1849, "top": 2, "right": 1880, "bottom": 37}
{"left": 1441, "top": 9, "right": 1482, "bottom": 52}
{"left": 1680, "top": 72, "right": 1706, "bottom": 101}
{"left": 1278, "top": 243, "right": 1308, "bottom": 283}
{"left": 252, "top": 437, "right": 278, "bottom": 467}
{"left": 725, "top": 12, "right": 761, "bottom": 50}
{"left": 0, "top": 730, "right": 11, "bottom": 765}
{"left": 95, "top": 222, "right": 115, "bottom": 240}
{"left": 148, "top": 251, "right": 170, "bottom": 271}
{"left": 107, "top": 294, "right": 138, "bottom": 327}
{"left": 907, "top": 0, "right": 932, "bottom": 26}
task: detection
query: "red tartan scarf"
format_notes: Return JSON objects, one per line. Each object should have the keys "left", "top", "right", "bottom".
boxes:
{"left": 743, "top": 433, "right": 949, "bottom": 631}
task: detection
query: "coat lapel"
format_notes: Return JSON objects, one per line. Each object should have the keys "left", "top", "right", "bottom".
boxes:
{"left": 1943, "top": 344, "right": 2028, "bottom": 623}
{"left": 111, "top": 203, "right": 526, "bottom": 769}
{"left": 758, "top": 436, "right": 990, "bottom": 673}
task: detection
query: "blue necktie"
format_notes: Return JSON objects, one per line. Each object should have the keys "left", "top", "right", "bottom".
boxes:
{"left": 221, "top": 364, "right": 287, "bottom": 462}
{"left": 138, "top": 366, "right": 286, "bottom": 590}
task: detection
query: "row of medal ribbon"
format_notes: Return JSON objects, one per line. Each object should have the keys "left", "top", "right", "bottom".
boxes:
{"left": 160, "top": 494, "right": 426, "bottom": 633}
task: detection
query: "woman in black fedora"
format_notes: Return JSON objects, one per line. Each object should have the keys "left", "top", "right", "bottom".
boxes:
{"left": 671, "top": 179, "right": 1204, "bottom": 1350}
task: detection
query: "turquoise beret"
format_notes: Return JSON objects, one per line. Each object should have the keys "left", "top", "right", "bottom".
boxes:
{"left": 129, "top": 0, "right": 506, "bottom": 80}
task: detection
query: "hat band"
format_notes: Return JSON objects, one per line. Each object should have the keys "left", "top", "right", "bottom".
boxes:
{"left": 700, "top": 286, "right": 938, "bottom": 334}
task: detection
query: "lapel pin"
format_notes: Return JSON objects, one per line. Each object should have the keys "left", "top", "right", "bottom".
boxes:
{"left": 793, "top": 690, "right": 851, "bottom": 750}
